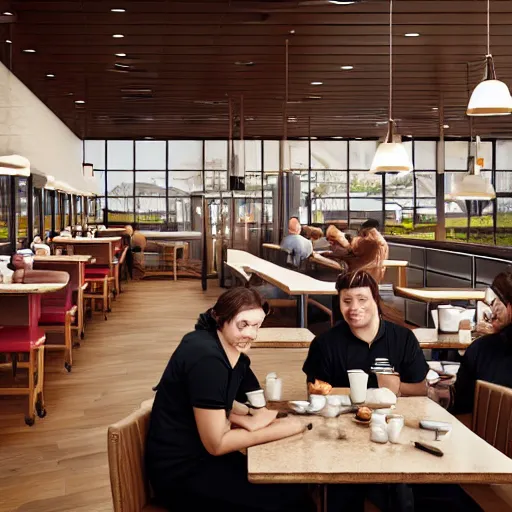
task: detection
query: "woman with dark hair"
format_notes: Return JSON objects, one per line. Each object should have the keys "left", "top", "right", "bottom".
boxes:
{"left": 451, "top": 268, "right": 512, "bottom": 415}
{"left": 146, "top": 287, "right": 311, "bottom": 512}
{"left": 303, "top": 270, "right": 428, "bottom": 396}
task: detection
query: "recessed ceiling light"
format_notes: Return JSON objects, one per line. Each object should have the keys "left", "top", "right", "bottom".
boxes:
{"left": 23, "top": 49, "right": 36, "bottom": 53}
{"left": 333, "top": 136, "right": 344, "bottom": 139}
{"left": 307, "top": 95, "right": 322, "bottom": 100}
{"left": 289, "top": 30, "right": 295, "bottom": 34}
{"left": 46, "top": 74, "right": 55, "bottom": 78}
{"left": 341, "top": 65, "right": 354, "bottom": 70}
{"left": 443, "top": 124, "right": 450, "bottom": 129}
{"left": 115, "top": 63, "right": 130, "bottom": 68}
{"left": 329, "top": 1, "right": 356, "bottom": 4}
{"left": 3, "top": 12, "right": 13, "bottom": 16}
{"left": 115, "top": 53, "right": 127, "bottom": 57}
{"left": 111, "top": 8, "right": 126, "bottom": 12}
{"left": 5, "top": 40, "right": 11, "bottom": 44}
{"left": 355, "top": 137, "right": 362, "bottom": 140}
{"left": 311, "top": 81, "right": 323, "bottom": 86}
{"left": 407, "top": 134, "right": 413, "bottom": 137}
{"left": 432, "top": 107, "right": 439, "bottom": 111}
{"left": 234, "top": 61, "right": 254, "bottom": 66}
{"left": 112, "top": 34, "right": 124, "bottom": 38}
{"left": 75, "top": 100, "right": 85, "bottom": 104}
{"left": 144, "top": 137, "right": 154, "bottom": 140}
{"left": 405, "top": 33, "right": 420, "bottom": 37}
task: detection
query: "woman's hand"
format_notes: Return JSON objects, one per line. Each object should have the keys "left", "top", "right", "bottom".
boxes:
{"left": 229, "top": 408, "right": 278, "bottom": 432}
{"left": 268, "top": 416, "right": 309, "bottom": 438}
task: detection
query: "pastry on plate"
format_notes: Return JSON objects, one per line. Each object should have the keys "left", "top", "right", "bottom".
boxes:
{"left": 355, "top": 406, "right": 372, "bottom": 422}
{"left": 308, "top": 379, "right": 332, "bottom": 396}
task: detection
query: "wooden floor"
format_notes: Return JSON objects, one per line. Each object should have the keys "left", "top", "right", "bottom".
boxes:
{"left": 0, "top": 279, "right": 313, "bottom": 512}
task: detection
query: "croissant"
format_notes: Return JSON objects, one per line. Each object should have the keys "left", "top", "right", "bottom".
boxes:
{"left": 308, "top": 379, "right": 332, "bottom": 396}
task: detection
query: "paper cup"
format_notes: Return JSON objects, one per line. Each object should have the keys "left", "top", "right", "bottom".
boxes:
{"left": 348, "top": 370, "right": 368, "bottom": 404}
{"left": 246, "top": 389, "right": 266, "bottom": 408}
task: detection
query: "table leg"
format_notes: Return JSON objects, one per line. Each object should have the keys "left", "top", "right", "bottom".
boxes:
{"left": 297, "top": 294, "right": 308, "bottom": 328}
{"left": 397, "top": 267, "right": 407, "bottom": 287}
{"left": 323, "top": 484, "right": 328, "bottom": 512}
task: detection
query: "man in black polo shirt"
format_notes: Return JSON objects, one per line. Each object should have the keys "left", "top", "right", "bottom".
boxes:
{"left": 303, "top": 271, "right": 429, "bottom": 397}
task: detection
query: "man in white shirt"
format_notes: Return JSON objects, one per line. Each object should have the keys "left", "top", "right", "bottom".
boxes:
{"left": 280, "top": 218, "right": 313, "bottom": 268}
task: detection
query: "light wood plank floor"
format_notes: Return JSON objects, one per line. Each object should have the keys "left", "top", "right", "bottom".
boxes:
{"left": 0, "top": 279, "right": 312, "bottom": 512}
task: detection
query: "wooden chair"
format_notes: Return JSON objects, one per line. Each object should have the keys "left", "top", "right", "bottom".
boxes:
{"left": 115, "top": 246, "right": 129, "bottom": 293}
{"left": 39, "top": 284, "right": 78, "bottom": 372}
{"left": 462, "top": 381, "right": 512, "bottom": 511}
{"left": 0, "top": 327, "right": 46, "bottom": 426}
{"left": 107, "top": 399, "right": 166, "bottom": 512}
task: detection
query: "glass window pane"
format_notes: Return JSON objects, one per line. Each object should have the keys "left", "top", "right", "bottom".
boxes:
{"left": 289, "top": 141, "right": 309, "bottom": 170}
{"left": 479, "top": 141, "right": 493, "bottom": 170}
{"left": 238, "top": 140, "right": 262, "bottom": 172}
{"left": 88, "top": 197, "right": 105, "bottom": 224}
{"left": 168, "top": 140, "right": 203, "bottom": 170}
{"left": 135, "top": 171, "right": 166, "bottom": 196}
{"left": 349, "top": 170, "right": 382, "bottom": 195}
{"left": 135, "top": 197, "right": 166, "bottom": 227}
{"left": 94, "top": 170, "right": 106, "bottom": 196}
{"left": 16, "top": 178, "right": 28, "bottom": 249}
{"left": 84, "top": 140, "right": 106, "bottom": 170}
{"left": 496, "top": 140, "right": 512, "bottom": 170}
{"left": 349, "top": 140, "right": 378, "bottom": 170}
{"left": 445, "top": 141, "right": 469, "bottom": 170}
{"left": 107, "top": 172, "right": 133, "bottom": 196}
{"left": 108, "top": 197, "right": 134, "bottom": 223}
{"left": 205, "top": 171, "right": 228, "bottom": 191}
{"left": 33, "top": 190, "right": 42, "bottom": 237}
{"left": 205, "top": 141, "right": 228, "bottom": 170}
{"left": 310, "top": 170, "right": 347, "bottom": 197}
{"left": 468, "top": 200, "right": 494, "bottom": 245}
{"left": 168, "top": 197, "right": 192, "bottom": 231}
{"left": 44, "top": 191, "right": 53, "bottom": 233}
{"left": 135, "top": 141, "right": 166, "bottom": 170}
{"left": 0, "top": 176, "right": 11, "bottom": 247}
{"left": 264, "top": 140, "right": 280, "bottom": 172}
{"left": 169, "top": 170, "right": 203, "bottom": 194}
{"left": 444, "top": 171, "right": 464, "bottom": 196}
{"left": 496, "top": 171, "right": 512, "bottom": 193}
{"left": 107, "top": 140, "right": 134, "bottom": 170}
{"left": 385, "top": 173, "right": 414, "bottom": 198}
{"left": 416, "top": 171, "right": 436, "bottom": 198}
{"left": 311, "top": 140, "right": 347, "bottom": 170}
{"left": 497, "top": 198, "right": 512, "bottom": 246}
{"left": 245, "top": 171, "right": 262, "bottom": 191}
{"left": 414, "top": 140, "right": 436, "bottom": 170}
{"left": 349, "top": 197, "right": 383, "bottom": 229}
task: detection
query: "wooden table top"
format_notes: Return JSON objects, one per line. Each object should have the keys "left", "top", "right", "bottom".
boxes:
{"left": 138, "top": 231, "right": 201, "bottom": 240}
{"left": 253, "top": 328, "right": 315, "bottom": 348}
{"left": 0, "top": 282, "right": 67, "bottom": 294}
{"left": 248, "top": 397, "right": 512, "bottom": 485}
{"left": 34, "top": 255, "right": 95, "bottom": 263}
{"left": 228, "top": 249, "right": 336, "bottom": 296}
{"left": 413, "top": 328, "right": 476, "bottom": 350}
{"left": 394, "top": 287, "right": 486, "bottom": 302}
{"left": 52, "top": 236, "right": 121, "bottom": 244}
{"left": 310, "top": 252, "right": 408, "bottom": 269}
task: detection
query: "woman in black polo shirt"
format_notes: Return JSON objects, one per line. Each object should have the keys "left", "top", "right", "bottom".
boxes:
{"left": 146, "top": 287, "right": 311, "bottom": 512}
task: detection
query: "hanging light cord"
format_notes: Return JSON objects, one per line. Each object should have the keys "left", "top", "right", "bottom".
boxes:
{"left": 389, "top": 0, "right": 393, "bottom": 121}
{"left": 487, "top": 0, "right": 490, "bottom": 56}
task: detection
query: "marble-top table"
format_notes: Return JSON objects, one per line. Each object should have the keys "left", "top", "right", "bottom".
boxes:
{"left": 253, "top": 328, "right": 315, "bottom": 349}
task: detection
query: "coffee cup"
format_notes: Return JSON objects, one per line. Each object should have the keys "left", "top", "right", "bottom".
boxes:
{"left": 246, "top": 389, "right": 266, "bottom": 408}
{"left": 348, "top": 370, "right": 368, "bottom": 404}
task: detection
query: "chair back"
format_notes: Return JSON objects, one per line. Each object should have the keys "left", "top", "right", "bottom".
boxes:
{"left": 108, "top": 399, "right": 154, "bottom": 512}
{"left": 40, "top": 282, "right": 73, "bottom": 311}
{"left": 473, "top": 380, "right": 512, "bottom": 458}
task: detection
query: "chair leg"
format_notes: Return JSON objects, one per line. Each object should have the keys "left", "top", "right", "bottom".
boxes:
{"left": 174, "top": 246, "right": 177, "bottom": 281}
{"left": 103, "top": 278, "right": 109, "bottom": 320}
{"left": 64, "top": 313, "right": 73, "bottom": 372}
{"left": 11, "top": 352, "right": 18, "bottom": 378}
{"left": 36, "top": 346, "right": 46, "bottom": 418}
{"left": 26, "top": 349, "right": 36, "bottom": 426}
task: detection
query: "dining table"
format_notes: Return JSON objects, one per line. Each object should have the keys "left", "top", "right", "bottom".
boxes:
{"left": 248, "top": 397, "right": 512, "bottom": 511}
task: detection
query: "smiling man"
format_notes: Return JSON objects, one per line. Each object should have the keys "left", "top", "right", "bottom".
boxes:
{"left": 302, "top": 270, "right": 429, "bottom": 397}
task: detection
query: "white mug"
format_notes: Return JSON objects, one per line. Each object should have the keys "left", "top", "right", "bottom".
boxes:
{"left": 246, "top": 389, "right": 266, "bottom": 408}
{"left": 348, "top": 370, "right": 368, "bottom": 404}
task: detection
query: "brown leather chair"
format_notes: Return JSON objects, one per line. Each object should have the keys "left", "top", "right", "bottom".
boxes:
{"left": 107, "top": 399, "right": 166, "bottom": 512}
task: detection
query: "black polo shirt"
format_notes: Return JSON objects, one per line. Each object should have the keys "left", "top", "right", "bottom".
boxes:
{"left": 453, "top": 324, "right": 512, "bottom": 415}
{"left": 146, "top": 313, "right": 260, "bottom": 485}
{"left": 302, "top": 319, "right": 429, "bottom": 389}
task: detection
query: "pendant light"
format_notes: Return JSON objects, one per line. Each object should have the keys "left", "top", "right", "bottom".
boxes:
{"left": 280, "top": 39, "right": 291, "bottom": 172}
{"left": 370, "top": 0, "right": 413, "bottom": 175}
{"left": 467, "top": 0, "right": 512, "bottom": 116}
{"left": 445, "top": 137, "right": 496, "bottom": 201}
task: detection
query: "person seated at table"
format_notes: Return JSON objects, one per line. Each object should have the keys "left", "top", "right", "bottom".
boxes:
{"left": 451, "top": 268, "right": 512, "bottom": 415}
{"left": 8, "top": 252, "right": 69, "bottom": 284}
{"left": 324, "top": 220, "right": 389, "bottom": 283}
{"left": 303, "top": 270, "right": 429, "bottom": 396}
{"left": 146, "top": 287, "right": 312, "bottom": 512}
{"left": 280, "top": 217, "right": 313, "bottom": 268}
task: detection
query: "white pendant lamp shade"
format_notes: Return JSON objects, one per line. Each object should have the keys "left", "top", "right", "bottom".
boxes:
{"left": 370, "top": 141, "right": 413, "bottom": 175}
{"left": 446, "top": 174, "right": 496, "bottom": 201}
{"left": 280, "top": 139, "right": 291, "bottom": 172}
{"left": 467, "top": 77, "right": 512, "bottom": 116}
{"left": 0, "top": 154, "right": 30, "bottom": 176}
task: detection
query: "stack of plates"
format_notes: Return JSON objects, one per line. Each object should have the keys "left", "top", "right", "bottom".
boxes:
{"left": 371, "top": 358, "right": 395, "bottom": 374}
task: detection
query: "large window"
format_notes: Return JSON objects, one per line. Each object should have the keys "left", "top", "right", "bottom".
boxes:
{"left": 16, "top": 178, "right": 28, "bottom": 249}
{"left": 84, "top": 138, "right": 512, "bottom": 247}
{"left": 0, "top": 176, "right": 11, "bottom": 252}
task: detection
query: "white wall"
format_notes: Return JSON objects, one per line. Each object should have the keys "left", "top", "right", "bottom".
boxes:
{"left": 0, "top": 62, "right": 97, "bottom": 194}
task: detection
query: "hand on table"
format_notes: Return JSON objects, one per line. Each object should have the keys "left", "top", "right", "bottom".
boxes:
{"left": 376, "top": 373, "right": 401, "bottom": 395}
{"left": 229, "top": 408, "right": 278, "bottom": 432}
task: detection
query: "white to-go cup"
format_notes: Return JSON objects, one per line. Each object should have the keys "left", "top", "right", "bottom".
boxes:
{"left": 246, "top": 389, "right": 266, "bottom": 408}
{"left": 387, "top": 415, "right": 405, "bottom": 444}
{"left": 265, "top": 377, "right": 282, "bottom": 401}
{"left": 348, "top": 370, "right": 368, "bottom": 404}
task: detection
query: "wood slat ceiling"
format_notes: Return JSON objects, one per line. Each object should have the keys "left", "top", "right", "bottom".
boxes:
{"left": 3, "top": 0, "right": 512, "bottom": 139}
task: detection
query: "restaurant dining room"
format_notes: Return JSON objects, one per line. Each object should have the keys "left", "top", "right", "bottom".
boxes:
{"left": 2, "top": 0, "right": 512, "bottom": 511}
